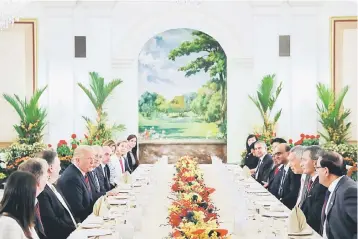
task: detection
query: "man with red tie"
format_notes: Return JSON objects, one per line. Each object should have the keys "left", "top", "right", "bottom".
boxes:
{"left": 317, "top": 151, "right": 357, "bottom": 239}
{"left": 57, "top": 145, "right": 95, "bottom": 222}
{"left": 300, "top": 146, "right": 327, "bottom": 234}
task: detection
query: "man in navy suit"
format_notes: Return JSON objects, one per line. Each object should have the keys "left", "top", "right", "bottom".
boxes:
{"left": 317, "top": 151, "right": 357, "bottom": 239}
{"left": 95, "top": 146, "right": 112, "bottom": 192}
{"left": 57, "top": 145, "right": 95, "bottom": 222}
{"left": 252, "top": 141, "right": 273, "bottom": 184}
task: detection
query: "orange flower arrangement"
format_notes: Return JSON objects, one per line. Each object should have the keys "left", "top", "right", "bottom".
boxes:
{"left": 167, "top": 156, "right": 230, "bottom": 239}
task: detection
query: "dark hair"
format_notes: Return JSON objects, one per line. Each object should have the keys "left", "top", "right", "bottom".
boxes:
{"left": 283, "top": 143, "right": 291, "bottom": 152}
{"left": 0, "top": 171, "right": 36, "bottom": 238}
{"left": 38, "top": 150, "right": 57, "bottom": 165}
{"left": 319, "top": 151, "right": 344, "bottom": 176}
{"left": 127, "top": 134, "right": 138, "bottom": 160}
{"left": 304, "top": 145, "right": 323, "bottom": 161}
{"left": 246, "top": 134, "right": 258, "bottom": 152}
{"left": 271, "top": 138, "right": 287, "bottom": 144}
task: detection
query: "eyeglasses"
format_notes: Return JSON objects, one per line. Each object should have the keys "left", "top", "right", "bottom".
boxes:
{"left": 315, "top": 166, "right": 325, "bottom": 169}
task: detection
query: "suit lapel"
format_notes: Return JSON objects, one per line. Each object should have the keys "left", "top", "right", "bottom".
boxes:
{"left": 327, "top": 176, "right": 347, "bottom": 216}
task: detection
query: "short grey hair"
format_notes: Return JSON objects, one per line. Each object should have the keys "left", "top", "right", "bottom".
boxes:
{"left": 254, "top": 141, "right": 267, "bottom": 148}
{"left": 304, "top": 145, "right": 323, "bottom": 161}
{"left": 290, "top": 145, "right": 306, "bottom": 159}
{"left": 18, "top": 158, "right": 49, "bottom": 182}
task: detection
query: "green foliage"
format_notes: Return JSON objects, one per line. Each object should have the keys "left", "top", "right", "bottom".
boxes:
{"left": 168, "top": 30, "right": 227, "bottom": 130}
{"left": 316, "top": 83, "right": 351, "bottom": 144}
{"left": 139, "top": 91, "right": 159, "bottom": 117}
{"left": 205, "top": 91, "right": 222, "bottom": 122}
{"left": 249, "top": 74, "right": 282, "bottom": 136}
{"left": 3, "top": 86, "right": 48, "bottom": 144}
{"left": 79, "top": 72, "right": 125, "bottom": 142}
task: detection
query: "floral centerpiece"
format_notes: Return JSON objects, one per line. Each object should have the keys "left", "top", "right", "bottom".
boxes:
{"left": 167, "top": 156, "right": 230, "bottom": 239}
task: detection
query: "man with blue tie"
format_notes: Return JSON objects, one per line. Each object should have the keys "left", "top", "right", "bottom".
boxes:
{"left": 317, "top": 151, "right": 357, "bottom": 239}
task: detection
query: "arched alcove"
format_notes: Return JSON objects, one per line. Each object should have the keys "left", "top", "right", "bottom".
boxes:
{"left": 111, "top": 6, "right": 251, "bottom": 163}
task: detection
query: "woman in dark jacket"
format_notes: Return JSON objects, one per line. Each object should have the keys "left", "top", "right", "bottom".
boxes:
{"left": 242, "top": 134, "right": 259, "bottom": 169}
{"left": 127, "top": 134, "right": 139, "bottom": 172}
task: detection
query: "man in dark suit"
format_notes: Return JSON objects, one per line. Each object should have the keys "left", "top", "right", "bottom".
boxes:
{"left": 275, "top": 144, "right": 301, "bottom": 209}
{"left": 35, "top": 150, "right": 77, "bottom": 239}
{"left": 18, "top": 158, "right": 49, "bottom": 239}
{"left": 252, "top": 141, "right": 273, "bottom": 184}
{"left": 95, "top": 146, "right": 112, "bottom": 192}
{"left": 288, "top": 145, "right": 312, "bottom": 208}
{"left": 300, "top": 146, "right": 327, "bottom": 234}
{"left": 57, "top": 145, "right": 95, "bottom": 222}
{"left": 317, "top": 151, "right": 357, "bottom": 239}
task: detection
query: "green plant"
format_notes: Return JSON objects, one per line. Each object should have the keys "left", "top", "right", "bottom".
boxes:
{"left": 78, "top": 72, "right": 125, "bottom": 142}
{"left": 321, "top": 142, "right": 357, "bottom": 164}
{"left": 316, "top": 83, "right": 351, "bottom": 144}
{"left": 3, "top": 86, "right": 48, "bottom": 144}
{"left": 249, "top": 74, "right": 283, "bottom": 137}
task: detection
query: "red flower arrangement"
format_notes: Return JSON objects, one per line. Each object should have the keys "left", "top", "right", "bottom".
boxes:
{"left": 167, "top": 156, "right": 229, "bottom": 239}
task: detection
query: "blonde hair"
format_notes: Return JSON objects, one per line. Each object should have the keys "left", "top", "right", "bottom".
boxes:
{"left": 72, "top": 145, "right": 93, "bottom": 163}
{"left": 103, "top": 140, "right": 115, "bottom": 147}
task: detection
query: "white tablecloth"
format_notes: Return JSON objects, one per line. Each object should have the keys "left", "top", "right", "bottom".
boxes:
{"left": 74, "top": 163, "right": 323, "bottom": 239}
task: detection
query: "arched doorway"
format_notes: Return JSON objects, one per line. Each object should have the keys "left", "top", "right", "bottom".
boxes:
{"left": 137, "top": 28, "right": 227, "bottom": 163}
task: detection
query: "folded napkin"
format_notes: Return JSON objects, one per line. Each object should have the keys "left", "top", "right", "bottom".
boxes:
{"left": 93, "top": 196, "right": 109, "bottom": 217}
{"left": 121, "top": 172, "right": 132, "bottom": 184}
{"left": 288, "top": 206, "right": 307, "bottom": 233}
{"left": 242, "top": 166, "right": 251, "bottom": 179}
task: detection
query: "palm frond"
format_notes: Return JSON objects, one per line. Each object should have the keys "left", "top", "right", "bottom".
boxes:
{"left": 273, "top": 109, "right": 282, "bottom": 123}
{"left": 78, "top": 83, "right": 98, "bottom": 109}
{"left": 3, "top": 94, "right": 25, "bottom": 121}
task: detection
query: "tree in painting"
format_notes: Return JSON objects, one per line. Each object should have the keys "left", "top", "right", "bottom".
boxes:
{"left": 138, "top": 29, "right": 227, "bottom": 140}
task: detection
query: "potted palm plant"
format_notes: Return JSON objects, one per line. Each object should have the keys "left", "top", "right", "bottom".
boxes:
{"left": 249, "top": 74, "right": 283, "bottom": 144}
{"left": 3, "top": 86, "right": 48, "bottom": 145}
{"left": 78, "top": 72, "right": 125, "bottom": 144}
{"left": 316, "top": 83, "right": 351, "bottom": 144}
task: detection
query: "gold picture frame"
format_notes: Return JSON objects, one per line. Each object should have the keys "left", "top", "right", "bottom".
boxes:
{"left": 330, "top": 16, "right": 357, "bottom": 144}
{"left": 0, "top": 18, "right": 38, "bottom": 148}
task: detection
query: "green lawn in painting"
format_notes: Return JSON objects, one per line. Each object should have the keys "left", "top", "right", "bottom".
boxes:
{"left": 139, "top": 114, "right": 219, "bottom": 139}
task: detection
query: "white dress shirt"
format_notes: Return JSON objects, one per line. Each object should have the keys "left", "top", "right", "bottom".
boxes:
{"left": 323, "top": 176, "right": 344, "bottom": 239}
{"left": 108, "top": 155, "right": 125, "bottom": 185}
{"left": 47, "top": 183, "right": 77, "bottom": 227}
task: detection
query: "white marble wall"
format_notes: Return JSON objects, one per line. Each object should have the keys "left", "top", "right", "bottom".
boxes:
{"left": 6, "top": 0, "right": 357, "bottom": 162}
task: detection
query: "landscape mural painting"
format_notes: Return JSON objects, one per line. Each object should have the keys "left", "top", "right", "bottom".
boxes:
{"left": 138, "top": 28, "right": 227, "bottom": 141}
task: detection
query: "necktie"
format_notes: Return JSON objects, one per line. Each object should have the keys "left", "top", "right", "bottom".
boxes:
{"left": 274, "top": 166, "right": 280, "bottom": 175}
{"left": 307, "top": 180, "right": 314, "bottom": 193}
{"left": 296, "top": 177, "right": 305, "bottom": 207}
{"left": 321, "top": 190, "right": 331, "bottom": 229}
{"left": 92, "top": 171, "right": 100, "bottom": 192}
{"left": 35, "top": 202, "right": 46, "bottom": 236}
{"left": 49, "top": 185, "right": 77, "bottom": 227}
{"left": 255, "top": 160, "right": 263, "bottom": 179}
{"left": 84, "top": 174, "right": 91, "bottom": 192}
{"left": 119, "top": 158, "right": 124, "bottom": 173}
{"left": 278, "top": 169, "right": 287, "bottom": 197}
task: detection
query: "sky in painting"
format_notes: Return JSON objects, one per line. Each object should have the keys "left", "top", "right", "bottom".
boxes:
{"left": 138, "top": 28, "right": 210, "bottom": 100}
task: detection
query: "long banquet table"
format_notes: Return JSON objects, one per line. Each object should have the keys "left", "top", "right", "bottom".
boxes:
{"left": 71, "top": 161, "right": 323, "bottom": 239}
